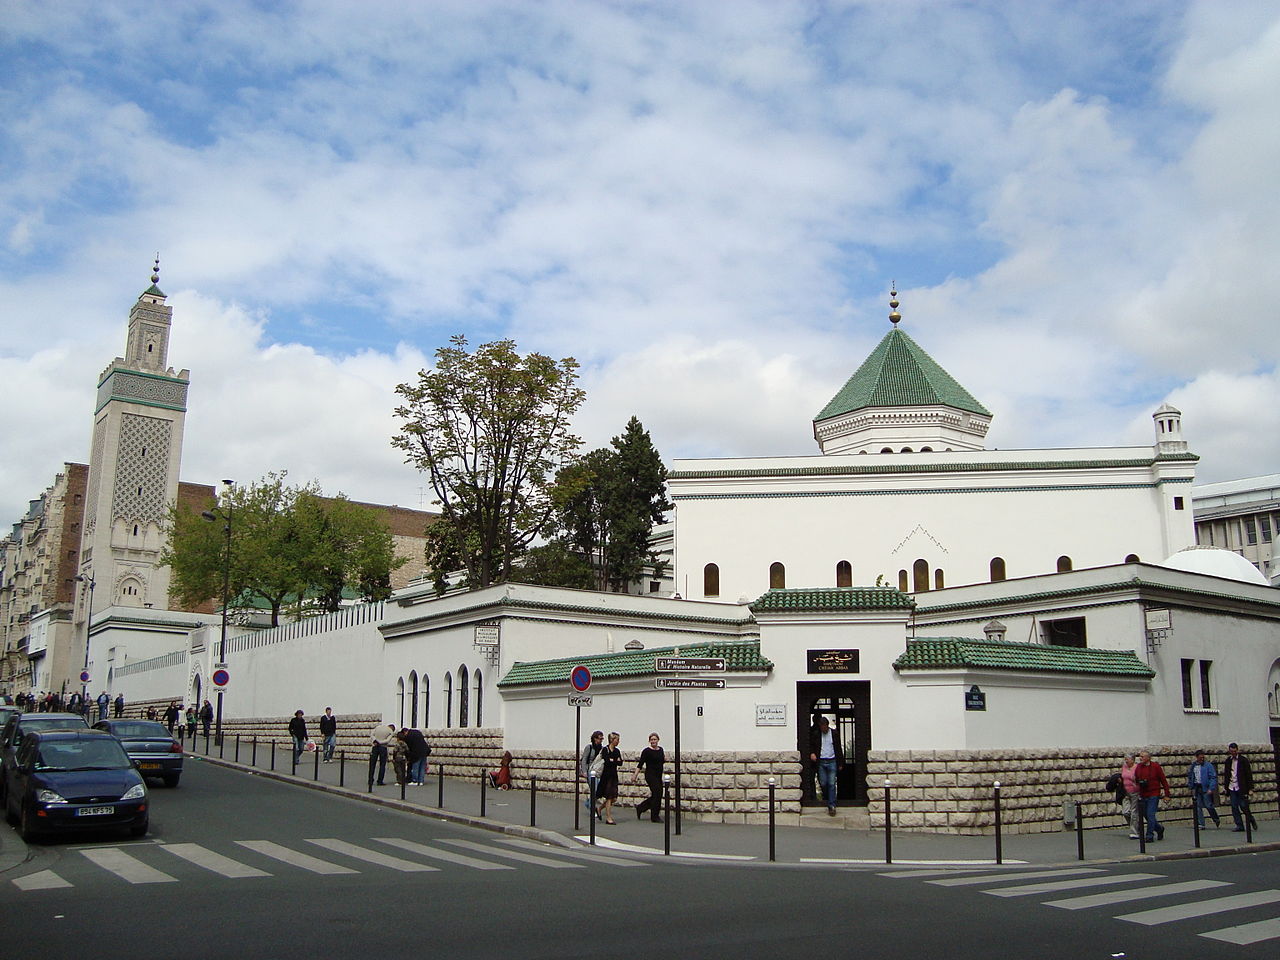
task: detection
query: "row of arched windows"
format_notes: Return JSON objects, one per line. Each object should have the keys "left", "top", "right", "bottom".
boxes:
{"left": 396, "top": 665, "right": 483, "bottom": 729}
{"left": 703, "top": 552, "right": 1144, "bottom": 597}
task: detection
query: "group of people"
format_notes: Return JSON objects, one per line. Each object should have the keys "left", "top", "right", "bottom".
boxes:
{"left": 15, "top": 689, "right": 124, "bottom": 719}
{"left": 1109, "top": 743, "right": 1259, "bottom": 842}
{"left": 288, "top": 708, "right": 343, "bottom": 763}
{"left": 365, "top": 721, "right": 432, "bottom": 786}
{"left": 144, "top": 699, "right": 214, "bottom": 736}
{"left": 578, "top": 730, "right": 667, "bottom": 824}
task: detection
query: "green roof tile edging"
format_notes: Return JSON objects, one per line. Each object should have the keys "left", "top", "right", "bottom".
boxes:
{"left": 893, "top": 637, "right": 1155, "bottom": 677}
{"left": 749, "top": 587, "right": 916, "bottom": 613}
{"left": 498, "top": 640, "right": 772, "bottom": 687}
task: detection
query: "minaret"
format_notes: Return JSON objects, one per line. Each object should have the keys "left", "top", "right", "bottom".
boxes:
{"left": 78, "top": 258, "right": 190, "bottom": 611}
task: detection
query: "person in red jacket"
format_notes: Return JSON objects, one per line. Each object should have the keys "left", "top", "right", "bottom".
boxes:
{"left": 1135, "top": 749, "right": 1172, "bottom": 842}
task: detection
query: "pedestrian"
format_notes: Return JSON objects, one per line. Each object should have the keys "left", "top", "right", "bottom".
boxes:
{"left": 319, "top": 707, "right": 337, "bottom": 763}
{"left": 146, "top": 705, "right": 158, "bottom": 721}
{"left": 96, "top": 690, "right": 110, "bottom": 721}
{"left": 579, "top": 730, "right": 606, "bottom": 821}
{"left": 185, "top": 705, "right": 197, "bottom": 739}
{"left": 489, "top": 751, "right": 513, "bottom": 790}
{"left": 389, "top": 731, "right": 409, "bottom": 787}
{"left": 200, "top": 699, "right": 214, "bottom": 736}
{"left": 400, "top": 726, "right": 430, "bottom": 784}
{"left": 1222, "top": 742, "right": 1258, "bottom": 833}
{"left": 164, "top": 701, "right": 180, "bottom": 733}
{"left": 1187, "top": 749, "right": 1220, "bottom": 828}
{"left": 597, "top": 732, "right": 622, "bottom": 825}
{"left": 632, "top": 732, "right": 665, "bottom": 822}
{"left": 369, "top": 721, "right": 394, "bottom": 786}
{"left": 1134, "top": 749, "right": 1171, "bottom": 842}
{"left": 113, "top": 693, "right": 124, "bottom": 718}
{"left": 808, "top": 715, "right": 843, "bottom": 816}
{"left": 1116, "top": 753, "right": 1141, "bottom": 838}
{"left": 289, "top": 709, "right": 309, "bottom": 763}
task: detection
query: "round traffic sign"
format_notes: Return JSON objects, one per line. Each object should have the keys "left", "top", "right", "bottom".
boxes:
{"left": 569, "top": 665, "right": 592, "bottom": 692}
{"left": 79, "top": 670, "right": 91, "bottom": 683}
{"left": 211, "top": 668, "right": 230, "bottom": 687}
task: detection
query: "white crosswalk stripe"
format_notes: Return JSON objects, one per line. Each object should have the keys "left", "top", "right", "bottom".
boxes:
{"left": 1043, "top": 880, "right": 1232, "bottom": 910}
{"left": 234, "top": 839, "right": 359, "bottom": 875}
{"left": 1201, "top": 917, "right": 1280, "bottom": 946}
{"left": 1117, "top": 890, "right": 1280, "bottom": 926}
{"left": 80, "top": 847, "right": 178, "bottom": 884}
{"left": 305, "top": 838, "right": 438, "bottom": 872}
{"left": 12, "top": 870, "right": 71, "bottom": 890}
{"left": 159, "top": 842, "right": 272, "bottom": 878}
{"left": 492, "top": 835, "right": 650, "bottom": 867}
{"left": 928, "top": 868, "right": 1101, "bottom": 887}
{"left": 984, "top": 873, "right": 1163, "bottom": 898}
{"left": 440, "top": 838, "right": 585, "bottom": 868}
{"left": 373, "top": 837, "right": 514, "bottom": 870}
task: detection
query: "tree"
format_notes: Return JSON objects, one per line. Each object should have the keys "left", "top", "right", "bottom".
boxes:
{"left": 162, "top": 474, "right": 406, "bottom": 625}
{"left": 393, "top": 336, "right": 585, "bottom": 591}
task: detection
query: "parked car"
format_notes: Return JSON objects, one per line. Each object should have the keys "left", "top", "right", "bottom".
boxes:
{"left": 0, "top": 712, "right": 89, "bottom": 807}
{"left": 93, "top": 718, "right": 184, "bottom": 787}
{"left": 4, "top": 729, "right": 148, "bottom": 842}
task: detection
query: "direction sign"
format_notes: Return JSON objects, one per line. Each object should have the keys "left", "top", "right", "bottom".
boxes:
{"left": 655, "top": 656, "right": 726, "bottom": 672}
{"left": 569, "top": 665, "right": 592, "bottom": 692}
{"left": 655, "top": 677, "right": 725, "bottom": 689}
{"left": 567, "top": 693, "right": 593, "bottom": 707}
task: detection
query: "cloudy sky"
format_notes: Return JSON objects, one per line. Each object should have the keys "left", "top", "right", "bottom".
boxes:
{"left": 2, "top": 0, "right": 1278, "bottom": 524}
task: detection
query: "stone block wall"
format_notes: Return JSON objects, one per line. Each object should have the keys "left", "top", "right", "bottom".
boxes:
{"left": 865, "top": 745, "right": 1279, "bottom": 835}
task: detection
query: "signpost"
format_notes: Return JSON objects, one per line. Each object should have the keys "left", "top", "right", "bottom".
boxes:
{"left": 655, "top": 655, "right": 726, "bottom": 835}
{"left": 655, "top": 656, "right": 726, "bottom": 672}
{"left": 567, "top": 693, "right": 593, "bottom": 707}
{"left": 212, "top": 667, "right": 230, "bottom": 692}
{"left": 569, "top": 665, "right": 591, "bottom": 832}
{"left": 655, "top": 678, "right": 725, "bottom": 689}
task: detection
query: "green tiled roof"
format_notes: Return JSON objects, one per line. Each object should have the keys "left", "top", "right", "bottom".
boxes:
{"left": 815, "top": 328, "right": 991, "bottom": 422}
{"left": 144, "top": 283, "right": 166, "bottom": 298}
{"left": 498, "top": 640, "right": 772, "bottom": 687}
{"left": 750, "top": 587, "right": 915, "bottom": 613}
{"left": 893, "top": 637, "right": 1155, "bottom": 677}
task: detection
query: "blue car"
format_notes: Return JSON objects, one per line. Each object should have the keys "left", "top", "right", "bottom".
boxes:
{"left": 4, "top": 729, "right": 148, "bottom": 842}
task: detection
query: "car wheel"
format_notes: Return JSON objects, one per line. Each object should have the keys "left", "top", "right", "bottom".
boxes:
{"left": 162, "top": 774, "right": 180, "bottom": 788}
{"left": 129, "top": 818, "right": 149, "bottom": 838}
{"left": 18, "top": 804, "right": 42, "bottom": 843}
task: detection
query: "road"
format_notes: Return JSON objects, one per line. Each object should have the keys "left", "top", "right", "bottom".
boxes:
{"left": 3, "top": 757, "right": 1279, "bottom": 959}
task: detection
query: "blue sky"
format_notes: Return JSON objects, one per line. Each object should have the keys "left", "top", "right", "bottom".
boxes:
{"left": 2, "top": 0, "right": 1279, "bottom": 523}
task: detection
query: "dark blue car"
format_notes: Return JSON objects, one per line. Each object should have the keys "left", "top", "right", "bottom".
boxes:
{"left": 4, "top": 729, "right": 148, "bottom": 842}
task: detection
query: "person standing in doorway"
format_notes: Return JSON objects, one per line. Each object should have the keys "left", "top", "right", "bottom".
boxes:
{"left": 289, "top": 710, "right": 309, "bottom": 763}
{"left": 1222, "top": 742, "right": 1258, "bottom": 833}
{"left": 1135, "top": 749, "right": 1171, "bottom": 841}
{"left": 319, "top": 707, "right": 338, "bottom": 763}
{"left": 200, "top": 699, "right": 214, "bottom": 736}
{"left": 1187, "top": 749, "right": 1220, "bottom": 828}
{"left": 809, "top": 716, "right": 844, "bottom": 816}
{"left": 633, "top": 732, "right": 665, "bottom": 822}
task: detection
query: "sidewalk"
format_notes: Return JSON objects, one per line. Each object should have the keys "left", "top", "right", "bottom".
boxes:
{"left": 187, "top": 740, "right": 1278, "bottom": 868}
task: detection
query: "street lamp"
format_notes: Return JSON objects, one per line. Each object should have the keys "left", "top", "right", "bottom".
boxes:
{"left": 73, "top": 573, "right": 95, "bottom": 718}
{"left": 201, "top": 479, "right": 235, "bottom": 743}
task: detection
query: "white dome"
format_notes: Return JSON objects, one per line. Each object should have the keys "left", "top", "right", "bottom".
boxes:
{"left": 1159, "top": 547, "right": 1270, "bottom": 585}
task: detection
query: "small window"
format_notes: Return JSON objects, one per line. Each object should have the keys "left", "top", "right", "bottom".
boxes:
{"left": 836, "top": 560, "right": 852, "bottom": 588}
{"left": 769, "top": 562, "right": 785, "bottom": 590}
{"left": 920, "top": 446, "right": 932, "bottom": 452}
{"left": 912, "top": 559, "right": 929, "bottom": 592}
{"left": 1173, "top": 496, "right": 1184, "bottom": 511}
{"left": 458, "top": 665, "right": 469, "bottom": 727}
{"left": 1199, "top": 660, "right": 1213, "bottom": 710}
{"left": 898, "top": 570, "right": 908, "bottom": 592}
{"left": 1180, "top": 658, "right": 1194, "bottom": 709}
{"left": 649, "top": 581, "right": 661, "bottom": 593}
{"left": 703, "top": 563, "right": 720, "bottom": 597}
{"left": 1043, "top": 617, "right": 1086, "bottom": 647}
{"left": 1262, "top": 516, "right": 1273, "bottom": 543}
{"left": 989, "top": 557, "right": 1006, "bottom": 582}
{"left": 1125, "top": 554, "right": 1140, "bottom": 563}
{"left": 1057, "top": 555, "right": 1073, "bottom": 573}
{"left": 880, "top": 448, "right": 894, "bottom": 454}
{"left": 444, "top": 673, "right": 453, "bottom": 728}
{"left": 1245, "top": 518, "right": 1258, "bottom": 545}
{"left": 900, "top": 447, "right": 913, "bottom": 453}
{"left": 133, "top": 524, "right": 139, "bottom": 536}
{"left": 933, "top": 568, "right": 944, "bottom": 590}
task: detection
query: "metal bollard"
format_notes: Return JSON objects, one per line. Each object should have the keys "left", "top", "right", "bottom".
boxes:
{"left": 1192, "top": 786, "right": 1201, "bottom": 849}
{"left": 252, "top": 737, "right": 258, "bottom": 768}
{"left": 480, "top": 769, "right": 487, "bottom": 817}
{"left": 271, "top": 739, "right": 277, "bottom": 771}
{"left": 438, "top": 763, "right": 445, "bottom": 808}
{"left": 235, "top": 736, "right": 240, "bottom": 763}
{"left": 339, "top": 750, "right": 345, "bottom": 787}
{"left": 1246, "top": 803, "right": 1254, "bottom": 843}
{"left": 219, "top": 733, "right": 225, "bottom": 759}
{"left": 589, "top": 788, "right": 597, "bottom": 847}
{"left": 663, "top": 777, "right": 671, "bottom": 856}
{"left": 884, "top": 779, "right": 893, "bottom": 865}
{"left": 205, "top": 732, "right": 211, "bottom": 756}
{"left": 767, "top": 777, "right": 776, "bottom": 862}
{"left": 1138, "top": 801, "right": 1146, "bottom": 854}
{"left": 993, "top": 781, "right": 1003, "bottom": 865}
{"left": 313, "top": 745, "right": 320, "bottom": 780}
{"left": 530, "top": 775, "right": 538, "bottom": 827}
{"left": 292, "top": 745, "right": 297, "bottom": 776}
{"left": 1075, "top": 802, "right": 1085, "bottom": 861}
{"left": 401, "top": 776, "right": 406, "bottom": 801}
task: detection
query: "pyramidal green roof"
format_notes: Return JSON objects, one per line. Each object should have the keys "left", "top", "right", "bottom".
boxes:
{"left": 816, "top": 327, "right": 991, "bottom": 422}
{"left": 893, "top": 637, "right": 1154, "bottom": 677}
{"left": 498, "top": 640, "right": 772, "bottom": 687}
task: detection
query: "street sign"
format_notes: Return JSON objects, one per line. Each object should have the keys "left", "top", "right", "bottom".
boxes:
{"left": 212, "top": 667, "right": 230, "bottom": 689}
{"left": 655, "top": 677, "right": 725, "bottom": 689}
{"left": 567, "top": 693, "right": 593, "bottom": 707}
{"left": 79, "top": 670, "right": 91, "bottom": 683}
{"left": 569, "top": 665, "right": 592, "bottom": 692}
{"left": 655, "top": 656, "right": 726, "bottom": 672}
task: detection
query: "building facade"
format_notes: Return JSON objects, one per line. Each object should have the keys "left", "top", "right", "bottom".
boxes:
{"left": 1193, "top": 474, "right": 1280, "bottom": 584}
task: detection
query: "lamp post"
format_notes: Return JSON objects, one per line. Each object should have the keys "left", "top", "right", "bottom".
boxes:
{"left": 201, "top": 479, "right": 235, "bottom": 743}
{"left": 73, "top": 573, "right": 95, "bottom": 718}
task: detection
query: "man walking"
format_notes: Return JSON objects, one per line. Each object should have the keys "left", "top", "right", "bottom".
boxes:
{"left": 1135, "top": 749, "right": 1172, "bottom": 841}
{"left": 1186, "top": 749, "right": 1220, "bottom": 828}
{"left": 319, "top": 707, "right": 338, "bottom": 763}
{"left": 289, "top": 710, "right": 309, "bottom": 763}
{"left": 96, "top": 690, "right": 110, "bottom": 722}
{"left": 808, "top": 716, "right": 844, "bottom": 816}
{"left": 1222, "top": 742, "right": 1258, "bottom": 833}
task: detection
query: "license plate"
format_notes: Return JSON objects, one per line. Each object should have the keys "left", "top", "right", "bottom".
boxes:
{"left": 76, "top": 806, "right": 115, "bottom": 817}
{"left": 139, "top": 763, "right": 161, "bottom": 770}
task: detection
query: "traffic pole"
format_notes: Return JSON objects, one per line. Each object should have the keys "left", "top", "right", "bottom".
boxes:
{"left": 673, "top": 691, "right": 682, "bottom": 836}
{"left": 767, "top": 777, "right": 776, "bottom": 863}
{"left": 574, "top": 704, "right": 581, "bottom": 833}
{"left": 663, "top": 776, "right": 671, "bottom": 856}
{"left": 884, "top": 780, "right": 893, "bottom": 865}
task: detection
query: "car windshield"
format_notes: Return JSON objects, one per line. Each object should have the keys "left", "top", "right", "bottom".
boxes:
{"left": 18, "top": 717, "right": 87, "bottom": 737}
{"left": 35, "top": 740, "right": 132, "bottom": 771}
{"left": 106, "top": 722, "right": 171, "bottom": 738}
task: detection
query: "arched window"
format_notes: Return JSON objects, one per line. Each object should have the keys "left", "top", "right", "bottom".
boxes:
{"left": 913, "top": 559, "right": 929, "bottom": 592}
{"left": 898, "top": 569, "right": 908, "bottom": 592}
{"left": 900, "top": 447, "right": 913, "bottom": 453}
{"left": 836, "top": 560, "right": 852, "bottom": 588}
{"left": 458, "top": 665, "right": 470, "bottom": 727}
{"left": 1057, "top": 555, "right": 1073, "bottom": 573}
{"left": 934, "top": 568, "right": 945, "bottom": 590}
{"left": 396, "top": 677, "right": 405, "bottom": 727}
{"left": 1125, "top": 554, "right": 1140, "bottom": 563}
{"left": 473, "top": 669, "right": 483, "bottom": 727}
{"left": 421, "top": 674, "right": 430, "bottom": 728}
{"left": 444, "top": 672, "right": 453, "bottom": 728}
{"left": 703, "top": 563, "right": 720, "bottom": 597}
{"left": 920, "top": 446, "right": 933, "bottom": 452}
{"left": 409, "top": 670, "right": 419, "bottom": 727}
{"left": 880, "top": 447, "right": 894, "bottom": 454}
{"left": 769, "top": 562, "right": 786, "bottom": 589}
{"left": 990, "top": 557, "right": 1006, "bottom": 582}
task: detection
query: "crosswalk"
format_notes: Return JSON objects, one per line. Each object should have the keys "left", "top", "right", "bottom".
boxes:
{"left": 879, "top": 864, "right": 1280, "bottom": 948}
{"left": 9, "top": 834, "right": 646, "bottom": 891}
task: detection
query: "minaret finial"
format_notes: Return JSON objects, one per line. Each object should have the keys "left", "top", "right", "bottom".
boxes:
{"left": 151, "top": 253, "right": 160, "bottom": 285}
{"left": 888, "top": 283, "right": 901, "bottom": 325}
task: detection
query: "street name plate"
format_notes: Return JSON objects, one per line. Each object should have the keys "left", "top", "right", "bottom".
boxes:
{"left": 567, "top": 693, "right": 593, "bottom": 707}
{"left": 655, "top": 678, "right": 725, "bottom": 689}
{"left": 654, "top": 656, "right": 726, "bottom": 672}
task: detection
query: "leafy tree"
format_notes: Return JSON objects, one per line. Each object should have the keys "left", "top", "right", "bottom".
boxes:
{"left": 393, "top": 336, "right": 585, "bottom": 591}
{"left": 294, "top": 491, "right": 405, "bottom": 611}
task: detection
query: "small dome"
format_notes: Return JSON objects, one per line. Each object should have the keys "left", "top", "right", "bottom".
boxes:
{"left": 1159, "top": 546, "right": 1269, "bottom": 585}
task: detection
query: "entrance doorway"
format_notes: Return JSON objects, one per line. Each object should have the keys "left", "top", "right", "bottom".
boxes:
{"left": 796, "top": 681, "right": 871, "bottom": 806}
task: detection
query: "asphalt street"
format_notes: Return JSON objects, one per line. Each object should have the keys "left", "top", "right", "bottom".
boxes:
{"left": 3, "top": 758, "right": 1279, "bottom": 959}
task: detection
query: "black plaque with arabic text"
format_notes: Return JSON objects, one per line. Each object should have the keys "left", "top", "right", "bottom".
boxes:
{"left": 806, "top": 649, "right": 860, "bottom": 674}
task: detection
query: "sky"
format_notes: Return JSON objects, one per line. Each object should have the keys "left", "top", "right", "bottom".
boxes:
{"left": 2, "top": 0, "right": 1279, "bottom": 524}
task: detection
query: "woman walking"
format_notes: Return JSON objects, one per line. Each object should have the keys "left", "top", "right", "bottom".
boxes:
{"left": 579, "top": 730, "right": 606, "bottom": 820}
{"left": 633, "top": 732, "right": 665, "bottom": 822}
{"left": 598, "top": 732, "right": 623, "bottom": 825}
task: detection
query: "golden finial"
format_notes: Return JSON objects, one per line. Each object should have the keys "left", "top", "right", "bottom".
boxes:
{"left": 888, "top": 283, "right": 901, "bottom": 325}
{"left": 151, "top": 253, "right": 160, "bottom": 285}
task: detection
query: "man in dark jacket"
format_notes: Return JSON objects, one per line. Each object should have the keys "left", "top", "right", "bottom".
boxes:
{"left": 1222, "top": 743, "right": 1258, "bottom": 832}
{"left": 200, "top": 700, "right": 214, "bottom": 736}
{"left": 400, "top": 727, "right": 430, "bottom": 785}
{"left": 808, "top": 716, "right": 844, "bottom": 816}
{"left": 289, "top": 710, "right": 309, "bottom": 763}
{"left": 319, "top": 707, "right": 338, "bottom": 763}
